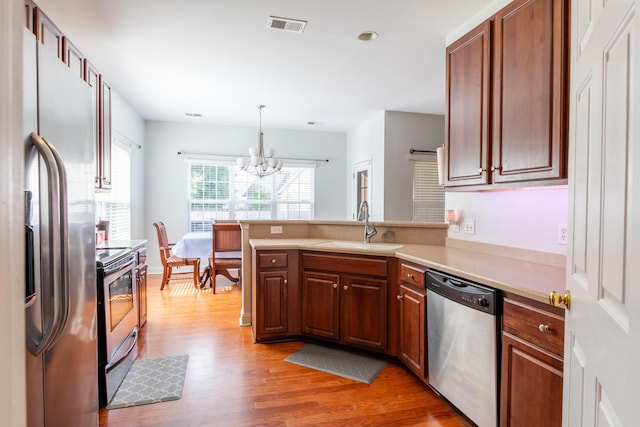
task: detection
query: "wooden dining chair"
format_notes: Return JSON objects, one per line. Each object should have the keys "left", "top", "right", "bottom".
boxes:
{"left": 153, "top": 221, "right": 200, "bottom": 290}
{"left": 208, "top": 221, "right": 242, "bottom": 293}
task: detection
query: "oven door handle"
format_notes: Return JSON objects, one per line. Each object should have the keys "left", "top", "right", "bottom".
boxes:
{"left": 105, "top": 328, "right": 138, "bottom": 374}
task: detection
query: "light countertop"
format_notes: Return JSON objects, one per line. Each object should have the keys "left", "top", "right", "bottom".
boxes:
{"left": 250, "top": 238, "right": 566, "bottom": 305}
{"left": 97, "top": 239, "right": 147, "bottom": 251}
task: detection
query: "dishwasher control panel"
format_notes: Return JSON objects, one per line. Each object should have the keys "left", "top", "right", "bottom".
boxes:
{"left": 426, "top": 270, "right": 499, "bottom": 315}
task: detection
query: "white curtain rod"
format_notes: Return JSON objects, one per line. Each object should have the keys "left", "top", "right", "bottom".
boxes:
{"left": 176, "top": 150, "right": 329, "bottom": 164}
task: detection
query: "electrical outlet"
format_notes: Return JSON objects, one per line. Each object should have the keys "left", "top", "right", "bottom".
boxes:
{"left": 270, "top": 226, "right": 283, "bottom": 234}
{"left": 463, "top": 219, "right": 475, "bottom": 234}
{"left": 449, "top": 224, "right": 460, "bottom": 233}
{"left": 557, "top": 224, "right": 568, "bottom": 245}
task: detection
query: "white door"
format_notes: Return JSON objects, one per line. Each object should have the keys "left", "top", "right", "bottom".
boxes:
{"left": 564, "top": 0, "right": 640, "bottom": 424}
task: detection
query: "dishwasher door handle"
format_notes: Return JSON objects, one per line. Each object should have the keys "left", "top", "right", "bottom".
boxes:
{"left": 445, "top": 277, "right": 468, "bottom": 288}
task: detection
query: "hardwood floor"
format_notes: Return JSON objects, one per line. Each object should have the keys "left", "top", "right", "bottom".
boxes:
{"left": 100, "top": 274, "right": 471, "bottom": 427}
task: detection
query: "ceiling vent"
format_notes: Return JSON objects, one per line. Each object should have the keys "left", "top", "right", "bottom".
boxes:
{"left": 267, "top": 16, "right": 307, "bottom": 34}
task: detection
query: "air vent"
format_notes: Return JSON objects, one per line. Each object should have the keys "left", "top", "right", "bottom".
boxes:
{"left": 267, "top": 16, "right": 307, "bottom": 33}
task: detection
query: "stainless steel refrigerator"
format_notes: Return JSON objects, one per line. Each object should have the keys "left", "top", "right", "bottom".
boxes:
{"left": 23, "top": 26, "right": 98, "bottom": 427}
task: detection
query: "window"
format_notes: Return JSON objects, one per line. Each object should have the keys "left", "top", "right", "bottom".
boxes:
{"left": 188, "top": 159, "right": 314, "bottom": 231}
{"left": 412, "top": 158, "right": 445, "bottom": 222}
{"left": 95, "top": 140, "right": 131, "bottom": 240}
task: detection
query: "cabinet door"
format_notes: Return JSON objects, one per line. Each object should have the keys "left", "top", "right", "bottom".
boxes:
{"left": 492, "top": 0, "right": 568, "bottom": 183}
{"left": 62, "top": 37, "right": 84, "bottom": 81}
{"left": 256, "top": 270, "right": 289, "bottom": 337}
{"left": 136, "top": 264, "right": 147, "bottom": 328}
{"left": 341, "top": 275, "right": 387, "bottom": 351}
{"left": 34, "top": 7, "right": 63, "bottom": 59}
{"left": 445, "top": 20, "right": 491, "bottom": 187}
{"left": 98, "top": 76, "right": 112, "bottom": 189}
{"left": 84, "top": 61, "right": 101, "bottom": 188}
{"left": 302, "top": 271, "right": 340, "bottom": 341}
{"left": 399, "top": 285, "right": 426, "bottom": 378}
{"left": 25, "top": 0, "right": 36, "bottom": 32}
{"left": 500, "top": 332, "right": 563, "bottom": 427}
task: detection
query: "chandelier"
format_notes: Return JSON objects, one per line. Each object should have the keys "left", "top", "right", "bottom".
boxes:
{"left": 237, "top": 105, "right": 283, "bottom": 178}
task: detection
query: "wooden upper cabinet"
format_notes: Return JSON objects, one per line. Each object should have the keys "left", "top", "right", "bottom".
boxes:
{"left": 24, "top": 0, "right": 36, "bottom": 32}
{"left": 99, "top": 76, "right": 112, "bottom": 190}
{"left": 445, "top": 20, "right": 492, "bottom": 187}
{"left": 445, "top": 0, "right": 568, "bottom": 189}
{"left": 63, "top": 37, "right": 85, "bottom": 81}
{"left": 492, "top": 0, "right": 568, "bottom": 184}
{"left": 85, "top": 61, "right": 101, "bottom": 186}
{"left": 34, "top": 7, "right": 63, "bottom": 59}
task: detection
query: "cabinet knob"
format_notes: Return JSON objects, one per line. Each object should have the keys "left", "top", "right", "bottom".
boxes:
{"left": 538, "top": 324, "right": 550, "bottom": 332}
{"left": 333, "top": 283, "right": 338, "bottom": 289}
{"left": 407, "top": 273, "right": 414, "bottom": 280}
{"left": 397, "top": 295, "right": 403, "bottom": 300}
{"left": 478, "top": 168, "right": 486, "bottom": 174}
{"left": 549, "top": 290, "right": 571, "bottom": 310}
{"left": 343, "top": 285, "right": 348, "bottom": 291}
{"left": 284, "top": 279, "right": 288, "bottom": 284}
{"left": 271, "top": 259, "right": 276, "bottom": 264}
{"left": 491, "top": 165, "right": 502, "bottom": 172}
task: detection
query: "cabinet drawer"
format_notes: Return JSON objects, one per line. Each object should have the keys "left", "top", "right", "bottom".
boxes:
{"left": 399, "top": 263, "right": 426, "bottom": 289}
{"left": 503, "top": 298, "right": 564, "bottom": 356}
{"left": 302, "top": 252, "right": 387, "bottom": 277}
{"left": 258, "top": 252, "right": 288, "bottom": 269}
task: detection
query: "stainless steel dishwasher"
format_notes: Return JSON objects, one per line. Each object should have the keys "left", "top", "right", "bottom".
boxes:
{"left": 426, "top": 270, "right": 500, "bottom": 427}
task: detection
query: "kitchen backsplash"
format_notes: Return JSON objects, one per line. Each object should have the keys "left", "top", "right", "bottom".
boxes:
{"left": 445, "top": 186, "right": 568, "bottom": 254}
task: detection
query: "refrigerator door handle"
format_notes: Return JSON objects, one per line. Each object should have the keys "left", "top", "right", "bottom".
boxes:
{"left": 27, "top": 132, "right": 67, "bottom": 356}
{"left": 42, "top": 135, "right": 71, "bottom": 343}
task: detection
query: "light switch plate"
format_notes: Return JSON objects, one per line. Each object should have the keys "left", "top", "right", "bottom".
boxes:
{"left": 463, "top": 219, "right": 475, "bottom": 234}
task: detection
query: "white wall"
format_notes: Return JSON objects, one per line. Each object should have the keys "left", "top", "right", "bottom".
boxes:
{"left": 1, "top": 1, "right": 26, "bottom": 424}
{"left": 446, "top": 186, "right": 568, "bottom": 254}
{"left": 144, "top": 120, "right": 347, "bottom": 271}
{"left": 111, "top": 90, "right": 146, "bottom": 239}
{"left": 346, "top": 111, "right": 446, "bottom": 221}
{"left": 384, "top": 112, "right": 445, "bottom": 221}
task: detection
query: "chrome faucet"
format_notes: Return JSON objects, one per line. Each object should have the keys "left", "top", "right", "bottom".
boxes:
{"left": 357, "top": 200, "right": 377, "bottom": 243}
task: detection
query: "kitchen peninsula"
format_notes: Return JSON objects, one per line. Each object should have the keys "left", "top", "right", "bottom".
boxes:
{"left": 244, "top": 220, "right": 567, "bottom": 426}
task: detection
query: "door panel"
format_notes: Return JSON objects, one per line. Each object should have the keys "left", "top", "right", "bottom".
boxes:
{"left": 301, "top": 271, "right": 340, "bottom": 340}
{"left": 564, "top": 0, "right": 639, "bottom": 424}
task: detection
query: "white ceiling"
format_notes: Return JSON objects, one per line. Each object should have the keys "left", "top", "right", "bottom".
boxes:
{"left": 36, "top": 0, "right": 492, "bottom": 132}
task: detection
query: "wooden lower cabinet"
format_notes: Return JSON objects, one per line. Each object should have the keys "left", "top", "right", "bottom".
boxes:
{"left": 301, "top": 252, "right": 389, "bottom": 352}
{"left": 398, "top": 284, "right": 426, "bottom": 379}
{"left": 500, "top": 296, "right": 565, "bottom": 427}
{"left": 252, "top": 250, "right": 299, "bottom": 341}
{"left": 135, "top": 246, "right": 147, "bottom": 328}
{"left": 397, "top": 261, "right": 427, "bottom": 380}
{"left": 256, "top": 269, "right": 289, "bottom": 338}
{"left": 301, "top": 271, "right": 340, "bottom": 340}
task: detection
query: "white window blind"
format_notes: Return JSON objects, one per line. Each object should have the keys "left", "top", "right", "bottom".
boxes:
{"left": 188, "top": 160, "right": 314, "bottom": 231}
{"left": 95, "top": 141, "right": 131, "bottom": 240}
{"left": 413, "top": 158, "right": 445, "bottom": 222}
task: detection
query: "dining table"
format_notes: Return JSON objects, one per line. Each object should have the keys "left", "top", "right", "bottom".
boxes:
{"left": 171, "top": 231, "right": 212, "bottom": 259}
{"left": 172, "top": 231, "right": 242, "bottom": 288}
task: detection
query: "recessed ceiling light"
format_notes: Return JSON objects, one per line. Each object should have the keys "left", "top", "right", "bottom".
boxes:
{"left": 358, "top": 31, "right": 378, "bottom": 41}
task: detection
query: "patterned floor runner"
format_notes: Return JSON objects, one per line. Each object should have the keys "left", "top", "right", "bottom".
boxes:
{"left": 107, "top": 355, "right": 188, "bottom": 409}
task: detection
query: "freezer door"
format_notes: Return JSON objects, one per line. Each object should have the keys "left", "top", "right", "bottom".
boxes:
{"left": 24, "top": 27, "right": 98, "bottom": 427}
